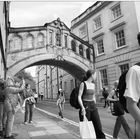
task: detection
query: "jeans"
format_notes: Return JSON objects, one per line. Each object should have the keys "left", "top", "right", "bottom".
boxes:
{"left": 113, "top": 115, "right": 133, "bottom": 138}
{"left": 104, "top": 99, "right": 109, "bottom": 108}
{"left": 79, "top": 101, "right": 106, "bottom": 139}
{"left": 3, "top": 110, "right": 14, "bottom": 137}
{"left": 0, "top": 103, "right": 4, "bottom": 131}
{"left": 24, "top": 102, "right": 34, "bottom": 123}
{"left": 35, "top": 98, "right": 38, "bottom": 103}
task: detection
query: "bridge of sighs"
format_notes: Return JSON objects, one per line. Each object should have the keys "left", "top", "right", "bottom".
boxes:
{"left": 7, "top": 18, "right": 95, "bottom": 81}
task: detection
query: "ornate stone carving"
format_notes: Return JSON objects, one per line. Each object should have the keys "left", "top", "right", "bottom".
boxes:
{"left": 11, "top": 54, "right": 17, "bottom": 61}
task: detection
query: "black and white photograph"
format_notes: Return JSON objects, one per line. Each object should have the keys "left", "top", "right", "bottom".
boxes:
{"left": 0, "top": 1, "right": 140, "bottom": 139}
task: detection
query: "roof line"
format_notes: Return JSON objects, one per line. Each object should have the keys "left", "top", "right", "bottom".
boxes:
{"left": 71, "top": 1, "right": 99, "bottom": 23}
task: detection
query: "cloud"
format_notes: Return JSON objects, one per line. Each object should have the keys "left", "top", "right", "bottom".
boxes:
{"left": 10, "top": 2, "right": 94, "bottom": 27}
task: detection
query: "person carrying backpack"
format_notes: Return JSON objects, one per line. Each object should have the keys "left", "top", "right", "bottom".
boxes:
{"left": 78, "top": 69, "right": 106, "bottom": 139}
{"left": 107, "top": 81, "right": 133, "bottom": 139}
{"left": 124, "top": 63, "right": 140, "bottom": 138}
{"left": 123, "top": 33, "right": 140, "bottom": 138}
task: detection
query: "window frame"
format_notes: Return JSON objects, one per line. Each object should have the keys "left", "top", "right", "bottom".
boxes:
{"left": 56, "top": 28, "right": 61, "bottom": 46}
{"left": 86, "top": 48, "right": 91, "bottom": 61}
{"left": 79, "top": 24, "right": 87, "bottom": 39}
{"left": 37, "top": 32, "right": 44, "bottom": 48}
{"left": 71, "top": 40, "right": 77, "bottom": 52}
{"left": 111, "top": 3, "right": 122, "bottom": 21}
{"left": 114, "top": 28, "right": 126, "bottom": 49}
{"left": 110, "top": 23, "right": 127, "bottom": 50}
{"left": 49, "top": 30, "right": 53, "bottom": 45}
{"left": 119, "top": 62, "right": 129, "bottom": 74}
{"left": 116, "top": 61, "right": 130, "bottom": 79}
{"left": 96, "top": 38, "right": 105, "bottom": 56}
{"left": 93, "top": 15, "right": 102, "bottom": 31}
{"left": 99, "top": 68, "right": 108, "bottom": 87}
{"left": 26, "top": 34, "right": 34, "bottom": 49}
{"left": 79, "top": 44, "right": 84, "bottom": 57}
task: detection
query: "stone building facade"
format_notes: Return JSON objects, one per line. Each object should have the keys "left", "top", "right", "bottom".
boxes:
{"left": 71, "top": 1, "right": 140, "bottom": 96}
{"left": 36, "top": 65, "right": 75, "bottom": 101}
{"left": 0, "top": 1, "right": 9, "bottom": 78}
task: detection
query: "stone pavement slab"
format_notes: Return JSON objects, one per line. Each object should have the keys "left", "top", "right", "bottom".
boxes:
{"left": 12, "top": 109, "right": 79, "bottom": 139}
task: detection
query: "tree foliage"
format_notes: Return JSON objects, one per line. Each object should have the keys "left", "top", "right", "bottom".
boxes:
{"left": 14, "top": 70, "right": 36, "bottom": 89}
{"left": 15, "top": 70, "right": 34, "bottom": 81}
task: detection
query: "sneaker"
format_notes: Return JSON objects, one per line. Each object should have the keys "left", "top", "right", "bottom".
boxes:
{"left": 24, "top": 122, "right": 28, "bottom": 125}
{"left": 29, "top": 121, "right": 33, "bottom": 124}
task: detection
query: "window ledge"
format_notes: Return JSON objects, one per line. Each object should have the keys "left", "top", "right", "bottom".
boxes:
{"left": 111, "top": 15, "right": 123, "bottom": 23}
{"left": 35, "top": 46, "right": 45, "bottom": 49}
{"left": 93, "top": 26, "right": 103, "bottom": 33}
{"left": 8, "top": 49, "right": 21, "bottom": 54}
{"left": 96, "top": 53, "right": 105, "bottom": 57}
{"left": 114, "top": 45, "right": 128, "bottom": 52}
{"left": 23, "top": 47, "right": 34, "bottom": 52}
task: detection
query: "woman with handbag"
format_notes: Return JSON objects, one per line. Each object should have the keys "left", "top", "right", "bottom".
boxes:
{"left": 107, "top": 80, "right": 133, "bottom": 138}
{"left": 78, "top": 69, "right": 106, "bottom": 139}
{"left": 23, "top": 84, "right": 35, "bottom": 124}
{"left": 57, "top": 89, "right": 65, "bottom": 118}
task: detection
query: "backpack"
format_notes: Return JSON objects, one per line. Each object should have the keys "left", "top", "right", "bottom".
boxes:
{"left": 117, "top": 70, "right": 129, "bottom": 113}
{"left": 69, "top": 82, "right": 86, "bottom": 109}
{"left": 102, "top": 90, "right": 109, "bottom": 99}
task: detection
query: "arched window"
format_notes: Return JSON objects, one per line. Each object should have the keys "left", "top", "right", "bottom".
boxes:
{"left": 26, "top": 34, "right": 34, "bottom": 49}
{"left": 79, "top": 44, "right": 84, "bottom": 56}
{"left": 14, "top": 36, "right": 22, "bottom": 50}
{"left": 86, "top": 48, "right": 90, "bottom": 60}
{"left": 71, "top": 40, "right": 76, "bottom": 52}
{"left": 56, "top": 28, "right": 61, "bottom": 46}
{"left": 9, "top": 35, "right": 22, "bottom": 52}
{"left": 9, "top": 39, "right": 14, "bottom": 52}
{"left": 37, "top": 33, "right": 44, "bottom": 48}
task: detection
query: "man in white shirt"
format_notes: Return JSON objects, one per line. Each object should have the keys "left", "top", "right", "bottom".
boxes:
{"left": 124, "top": 33, "right": 140, "bottom": 138}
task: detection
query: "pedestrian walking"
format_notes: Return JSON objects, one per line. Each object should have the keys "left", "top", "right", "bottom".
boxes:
{"left": 33, "top": 90, "right": 38, "bottom": 103}
{"left": 78, "top": 69, "right": 106, "bottom": 139}
{"left": 0, "top": 79, "right": 5, "bottom": 137}
{"left": 102, "top": 87, "right": 109, "bottom": 108}
{"left": 124, "top": 64, "right": 140, "bottom": 138}
{"left": 40, "top": 92, "right": 44, "bottom": 100}
{"left": 57, "top": 89, "right": 65, "bottom": 118}
{"left": 2, "top": 77, "right": 25, "bottom": 139}
{"left": 107, "top": 80, "right": 133, "bottom": 139}
{"left": 23, "top": 84, "right": 35, "bottom": 124}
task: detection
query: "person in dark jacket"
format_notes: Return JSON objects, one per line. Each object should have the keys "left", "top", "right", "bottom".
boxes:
{"left": 102, "top": 87, "right": 109, "bottom": 108}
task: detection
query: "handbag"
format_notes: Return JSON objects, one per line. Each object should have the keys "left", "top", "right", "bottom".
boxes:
{"left": 110, "top": 89, "right": 124, "bottom": 116}
{"left": 110, "top": 101, "right": 124, "bottom": 116}
{"left": 79, "top": 115, "right": 96, "bottom": 139}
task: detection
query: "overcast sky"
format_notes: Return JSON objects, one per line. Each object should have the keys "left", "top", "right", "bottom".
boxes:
{"left": 10, "top": 2, "right": 94, "bottom": 28}
{"left": 10, "top": 1, "right": 94, "bottom": 77}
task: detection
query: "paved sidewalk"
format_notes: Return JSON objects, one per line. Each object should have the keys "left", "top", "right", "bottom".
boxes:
{"left": 12, "top": 108, "right": 80, "bottom": 139}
